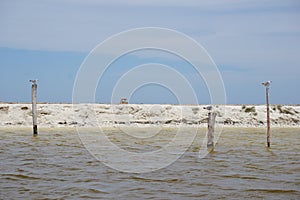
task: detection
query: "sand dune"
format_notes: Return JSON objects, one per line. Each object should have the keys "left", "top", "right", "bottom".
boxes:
{"left": 0, "top": 103, "right": 299, "bottom": 127}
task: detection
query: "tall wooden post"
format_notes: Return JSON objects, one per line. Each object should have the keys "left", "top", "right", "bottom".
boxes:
{"left": 30, "top": 80, "right": 38, "bottom": 136}
{"left": 207, "top": 110, "right": 217, "bottom": 151}
{"left": 266, "top": 87, "right": 270, "bottom": 147}
{"left": 262, "top": 81, "right": 271, "bottom": 147}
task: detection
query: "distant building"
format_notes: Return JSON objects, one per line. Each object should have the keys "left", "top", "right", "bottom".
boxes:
{"left": 120, "top": 98, "right": 128, "bottom": 104}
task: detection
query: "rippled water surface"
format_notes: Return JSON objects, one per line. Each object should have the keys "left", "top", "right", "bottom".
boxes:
{"left": 1, "top": 127, "right": 299, "bottom": 199}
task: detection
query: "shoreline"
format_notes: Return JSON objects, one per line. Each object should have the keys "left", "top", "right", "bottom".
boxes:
{"left": 1, "top": 103, "right": 300, "bottom": 128}
{"left": 1, "top": 125, "right": 300, "bottom": 130}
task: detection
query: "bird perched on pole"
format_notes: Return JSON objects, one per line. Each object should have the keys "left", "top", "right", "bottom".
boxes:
{"left": 262, "top": 81, "right": 272, "bottom": 87}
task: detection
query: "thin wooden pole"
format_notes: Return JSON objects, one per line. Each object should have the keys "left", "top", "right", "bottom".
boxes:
{"left": 207, "top": 111, "right": 217, "bottom": 151}
{"left": 30, "top": 80, "right": 38, "bottom": 136}
{"left": 266, "top": 87, "right": 270, "bottom": 147}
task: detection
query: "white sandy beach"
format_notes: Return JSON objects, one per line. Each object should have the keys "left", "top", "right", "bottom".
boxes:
{"left": 0, "top": 103, "right": 299, "bottom": 128}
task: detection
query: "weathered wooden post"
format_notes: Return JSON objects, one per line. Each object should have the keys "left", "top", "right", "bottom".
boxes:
{"left": 262, "top": 81, "right": 271, "bottom": 147}
{"left": 205, "top": 106, "right": 216, "bottom": 151}
{"left": 30, "top": 80, "right": 38, "bottom": 136}
{"left": 266, "top": 87, "right": 270, "bottom": 147}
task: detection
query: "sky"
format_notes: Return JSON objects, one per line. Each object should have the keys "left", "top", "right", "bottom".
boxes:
{"left": 1, "top": 0, "right": 300, "bottom": 104}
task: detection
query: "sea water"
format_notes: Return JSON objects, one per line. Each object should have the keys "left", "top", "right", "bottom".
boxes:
{"left": 1, "top": 127, "right": 299, "bottom": 199}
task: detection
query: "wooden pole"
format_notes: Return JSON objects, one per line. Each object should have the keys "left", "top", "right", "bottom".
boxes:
{"left": 30, "top": 80, "right": 38, "bottom": 136}
{"left": 266, "top": 87, "right": 270, "bottom": 147}
{"left": 207, "top": 111, "right": 217, "bottom": 151}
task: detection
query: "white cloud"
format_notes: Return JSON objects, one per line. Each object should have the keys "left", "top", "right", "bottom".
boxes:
{"left": 0, "top": 0, "right": 299, "bottom": 51}
{"left": 0, "top": 0, "right": 299, "bottom": 78}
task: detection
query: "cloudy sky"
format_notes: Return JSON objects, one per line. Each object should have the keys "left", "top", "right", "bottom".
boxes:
{"left": 1, "top": 0, "right": 299, "bottom": 104}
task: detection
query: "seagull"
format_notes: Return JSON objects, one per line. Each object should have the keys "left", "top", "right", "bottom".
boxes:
{"left": 30, "top": 79, "right": 38, "bottom": 83}
{"left": 262, "top": 81, "right": 272, "bottom": 87}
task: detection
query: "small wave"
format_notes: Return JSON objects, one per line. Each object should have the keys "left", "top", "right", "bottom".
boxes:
{"left": 87, "top": 188, "right": 110, "bottom": 194}
{"left": 220, "top": 174, "right": 261, "bottom": 180}
{"left": 129, "top": 175, "right": 183, "bottom": 183}
{"left": 245, "top": 188, "right": 300, "bottom": 194}
{"left": 2, "top": 173, "right": 40, "bottom": 180}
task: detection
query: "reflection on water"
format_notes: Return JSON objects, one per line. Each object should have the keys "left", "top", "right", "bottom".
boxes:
{"left": 0, "top": 127, "right": 299, "bottom": 199}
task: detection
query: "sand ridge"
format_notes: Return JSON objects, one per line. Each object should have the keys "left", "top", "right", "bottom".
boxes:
{"left": 0, "top": 103, "right": 299, "bottom": 128}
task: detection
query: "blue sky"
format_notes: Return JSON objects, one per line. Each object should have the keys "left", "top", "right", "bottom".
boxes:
{"left": 1, "top": 0, "right": 300, "bottom": 104}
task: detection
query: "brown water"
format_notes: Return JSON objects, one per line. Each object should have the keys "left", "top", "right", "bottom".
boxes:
{"left": 1, "top": 127, "right": 299, "bottom": 199}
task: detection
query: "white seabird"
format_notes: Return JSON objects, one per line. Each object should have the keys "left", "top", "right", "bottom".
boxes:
{"left": 262, "top": 81, "right": 272, "bottom": 87}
